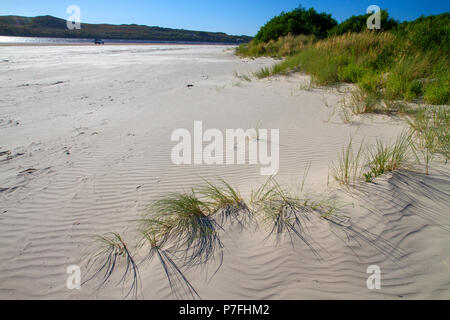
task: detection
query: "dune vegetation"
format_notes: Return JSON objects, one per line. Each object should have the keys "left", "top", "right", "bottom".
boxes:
{"left": 238, "top": 6, "right": 449, "bottom": 179}
{"left": 330, "top": 131, "right": 418, "bottom": 186}
{"left": 237, "top": 10, "right": 449, "bottom": 106}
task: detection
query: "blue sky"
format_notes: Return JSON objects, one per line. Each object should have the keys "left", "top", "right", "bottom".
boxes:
{"left": 1, "top": 0, "right": 449, "bottom": 36}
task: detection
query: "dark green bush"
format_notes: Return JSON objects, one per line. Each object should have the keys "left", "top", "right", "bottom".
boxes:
{"left": 243, "top": 10, "right": 449, "bottom": 106}
{"left": 254, "top": 6, "right": 337, "bottom": 43}
{"left": 396, "top": 13, "right": 450, "bottom": 52}
{"left": 328, "top": 10, "right": 398, "bottom": 36}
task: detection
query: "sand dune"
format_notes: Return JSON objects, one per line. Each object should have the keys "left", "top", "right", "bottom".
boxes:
{"left": 0, "top": 45, "right": 448, "bottom": 299}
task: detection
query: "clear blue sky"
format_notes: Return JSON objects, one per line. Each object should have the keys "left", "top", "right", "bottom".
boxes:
{"left": 1, "top": 0, "right": 449, "bottom": 36}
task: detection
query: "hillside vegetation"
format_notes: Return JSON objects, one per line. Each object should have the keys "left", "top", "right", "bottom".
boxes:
{"left": 0, "top": 15, "right": 252, "bottom": 43}
{"left": 237, "top": 9, "right": 449, "bottom": 106}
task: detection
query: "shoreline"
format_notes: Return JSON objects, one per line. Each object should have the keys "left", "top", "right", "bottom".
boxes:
{"left": 0, "top": 42, "right": 239, "bottom": 47}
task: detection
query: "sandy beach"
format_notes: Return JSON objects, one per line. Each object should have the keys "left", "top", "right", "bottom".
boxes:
{"left": 0, "top": 45, "right": 449, "bottom": 299}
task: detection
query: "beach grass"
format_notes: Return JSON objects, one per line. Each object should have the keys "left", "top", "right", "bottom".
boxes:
{"left": 330, "top": 138, "right": 365, "bottom": 186}
{"left": 148, "top": 192, "right": 223, "bottom": 268}
{"left": 251, "top": 177, "right": 337, "bottom": 253}
{"left": 331, "top": 132, "right": 416, "bottom": 185}
{"left": 364, "top": 132, "right": 414, "bottom": 182}
{"left": 199, "top": 179, "right": 252, "bottom": 225}
{"left": 407, "top": 106, "right": 449, "bottom": 173}
{"left": 236, "top": 33, "right": 317, "bottom": 58}
{"left": 84, "top": 232, "right": 140, "bottom": 299}
{"left": 139, "top": 230, "right": 200, "bottom": 300}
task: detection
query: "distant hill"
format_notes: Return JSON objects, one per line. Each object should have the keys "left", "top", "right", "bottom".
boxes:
{"left": 0, "top": 15, "right": 252, "bottom": 43}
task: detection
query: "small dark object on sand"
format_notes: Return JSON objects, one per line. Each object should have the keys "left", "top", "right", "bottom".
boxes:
{"left": 19, "top": 168, "right": 38, "bottom": 175}
{"left": 187, "top": 84, "right": 194, "bottom": 88}
{"left": 0, "top": 150, "right": 11, "bottom": 157}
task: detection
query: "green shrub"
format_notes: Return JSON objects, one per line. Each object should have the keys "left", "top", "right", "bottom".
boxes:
{"left": 396, "top": 13, "right": 450, "bottom": 52}
{"left": 424, "top": 79, "right": 450, "bottom": 105}
{"left": 328, "top": 10, "right": 398, "bottom": 36}
{"left": 358, "top": 71, "right": 381, "bottom": 94}
{"left": 254, "top": 6, "right": 337, "bottom": 43}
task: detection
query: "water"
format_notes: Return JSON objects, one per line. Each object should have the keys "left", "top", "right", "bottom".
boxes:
{"left": 0, "top": 36, "right": 237, "bottom": 45}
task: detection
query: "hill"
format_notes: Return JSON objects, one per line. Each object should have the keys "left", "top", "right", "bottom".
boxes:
{"left": 0, "top": 15, "right": 252, "bottom": 43}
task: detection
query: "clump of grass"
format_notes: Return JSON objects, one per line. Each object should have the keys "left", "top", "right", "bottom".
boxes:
{"left": 363, "top": 139, "right": 390, "bottom": 182}
{"left": 337, "top": 63, "right": 367, "bottom": 83}
{"left": 408, "top": 106, "right": 449, "bottom": 173}
{"left": 389, "top": 131, "right": 415, "bottom": 170}
{"left": 341, "top": 89, "right": 382, "bottom": 115}
{"left": 83, "top": 233, "right": 140, "bottom": 300}
{"left": 252, "top": 178, "right": 314, "bottom": 249}
{"left": 148, "top": 192, "right": 223, "bottom": 268}
{"left": 254, "top": 67, "right": 272, "bottom": 79}
{"left": 330, "top": 138, "right": 365, "bottom": 186}
{"left": 383, "top": 52, "right": 440, "bottom": 101}
{"left": 199, "top": 179, "right": 252, "bottom": 226}
{"left": 424, "top": 79, "right": 450, "bottom": 105}
{"left": 139, "top": 230, "right": 200, "bottom": 300}
{"left": 251, "top": 177, "right": 337, "bottom": 255}
{"left": 331, "top": 132, "right": 416, "bottom": 185}
{"left": 364, "top": 132, "right": 414, "bottom": 182}
{"left": 236, "top": 34, "right": 316, "bottom": 58}
{"left": 254, "top": 54, "right": 304, "bottom": 79}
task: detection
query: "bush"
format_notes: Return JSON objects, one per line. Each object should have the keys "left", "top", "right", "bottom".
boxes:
{"left": 358, "top": 71, "right": 382, "bottom": 94}
{"left": 396, "top": 13, "right": 450, "bottom": 52}
{"left": 328, "top": 10, "right": 398, "bottom": 36}
{"left": 424, "top": 80, "right": 450, "bottom": 105}
{"left": 254, "top": 6, "right": 337, "bottom": 43}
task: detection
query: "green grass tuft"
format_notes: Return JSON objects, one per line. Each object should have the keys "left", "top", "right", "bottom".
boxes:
{"left": 147, "top": 192, "right": 223, "bottom": 268}
{"left": 330, "top": 138, "right": 365, "bottom": 186}
{"left": 199, "top": 179, "right": 252, "bottom": 226}
{"left": 364, "top": 132, "right": 414, "bottom": 182}
{"left": 84, "top": 233, "right": 140, "bottom": 300}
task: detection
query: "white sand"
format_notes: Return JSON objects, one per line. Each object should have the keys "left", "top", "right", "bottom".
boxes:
{"left": 0, "top": 45, "right": 449, "bottom": 299}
